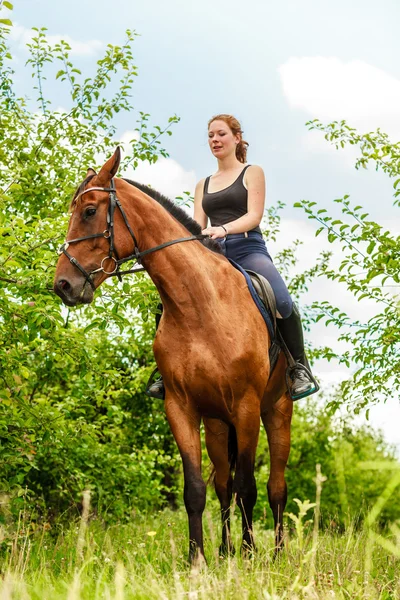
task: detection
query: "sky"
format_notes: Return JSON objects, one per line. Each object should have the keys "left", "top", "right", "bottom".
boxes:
{"left": 4, "top": 0, "right": 400, "bottom": 449}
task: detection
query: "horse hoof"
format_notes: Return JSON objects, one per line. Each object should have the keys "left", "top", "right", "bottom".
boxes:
{"left": 189, "top": 551, "right": 207, "bottom": 570}
{"left": 218, "top": 542, "right": 236, "bottom": 557}
{"left": 241, "top": 541, "right": 257, "bottom": 559}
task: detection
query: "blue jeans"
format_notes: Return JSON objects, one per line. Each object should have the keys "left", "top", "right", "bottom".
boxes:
{"left": 218, "top": 231, "right": 293, "bottom": 318}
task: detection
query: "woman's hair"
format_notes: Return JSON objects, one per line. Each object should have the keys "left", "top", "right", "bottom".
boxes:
{"left": 208, "top": 114, "right": 249, "bottom": 164}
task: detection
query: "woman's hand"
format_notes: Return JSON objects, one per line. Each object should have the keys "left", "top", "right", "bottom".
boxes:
{"left": 202, "top": 226, "right": 226, "bottom": 240}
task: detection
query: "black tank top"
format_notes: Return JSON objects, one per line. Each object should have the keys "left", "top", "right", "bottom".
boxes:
{"left": 202, "top": 165, "right": 261, "bottom": 234}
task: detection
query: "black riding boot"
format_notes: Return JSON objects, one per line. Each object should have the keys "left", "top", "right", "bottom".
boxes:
{"left": 145, "top": 305, "right": 165, "bottom": 400}
{"left": 277, "top": 303, "right": 319, "bottom": 401}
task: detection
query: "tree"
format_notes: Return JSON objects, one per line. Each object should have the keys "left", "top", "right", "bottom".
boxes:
{"left": 255, "top": 399, "right": 400, "bottom": 529}
{"left": 0, "top": 22, "right": 179, "bottom": 521}
{"left": 295, "top": 120, "right": 400, "bottom": 412}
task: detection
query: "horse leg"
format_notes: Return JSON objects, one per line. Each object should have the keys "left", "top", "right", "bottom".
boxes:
{"left": 261, "top": 392, "right": 293, "bottom": 554}
{"left": 204, "top": 418, "right": 235, "bottom": 556}
{"left": 165, "top": 402, "right": 206, "bottom": 565}
{"left": 233, "top": 402, "right": 260, "bottom": 555}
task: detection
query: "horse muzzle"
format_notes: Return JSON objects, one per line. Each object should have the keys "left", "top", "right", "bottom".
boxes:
{"left": 54, "top": 276, "right": 94, "bottom": 306}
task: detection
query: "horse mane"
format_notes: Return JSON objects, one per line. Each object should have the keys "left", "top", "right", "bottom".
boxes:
{"left": 70, "top": 175, "right": 222, "bottom": 254}
{"left": 122, "top": 178, "right": 222, "bottom": 254}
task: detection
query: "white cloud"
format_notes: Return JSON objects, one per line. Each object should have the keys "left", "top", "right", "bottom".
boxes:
{"left": 120, "top": 130, "right": 140, "bottom": 145}
{"left": 89, "top": 136, "right": 197, "bottom": 200}
{"left": 122, "top": 156, "right": 197, "bottom": 200}
{"left": 278, "top": 57, "right": 400, "bottom": 139}
{"left": 9, "top": 23, "right": 103, "bottom": 56}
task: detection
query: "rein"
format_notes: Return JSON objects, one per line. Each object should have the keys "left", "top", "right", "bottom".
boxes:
{"left": 58, "top": 178, "right": 209, "bottom": 290}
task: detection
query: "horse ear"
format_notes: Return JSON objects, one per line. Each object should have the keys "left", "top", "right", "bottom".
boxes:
{"left": 96, "top": 147, "right": 121, "bottom": 186}
{"left": 86, "top": 168, "right": 97, "bottom": 177}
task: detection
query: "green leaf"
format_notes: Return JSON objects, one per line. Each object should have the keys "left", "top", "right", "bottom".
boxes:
{"left": 20, "top": 366, "right": 30, "bottom": 379}
{"left": 84, "top": 321, "right": 99, "bottom": 334}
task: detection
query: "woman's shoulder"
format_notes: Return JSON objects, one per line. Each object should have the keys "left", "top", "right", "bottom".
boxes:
{"left": 195, "top": 177, "right": 206, "bottom": 189}
{"left": 244, "top": 164, "right": 265, "bottom": 184}
{"left": 245, "top": 164, "right": 264, "bottom": 175}
{"left": 194, "top": 177, "right": 208, "bottom": 200}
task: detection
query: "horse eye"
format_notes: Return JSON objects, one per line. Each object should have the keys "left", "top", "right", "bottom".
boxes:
{"left": 85, "top": 207, "right": 97, "bottom": 217}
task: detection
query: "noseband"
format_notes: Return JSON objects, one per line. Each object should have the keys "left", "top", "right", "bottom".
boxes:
{"left": 58, "top": 178, "right": 208, "bottom": 290}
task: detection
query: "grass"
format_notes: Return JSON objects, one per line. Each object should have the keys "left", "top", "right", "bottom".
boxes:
{"left": 1, "top": 499, "right": 400, "bottom": 600}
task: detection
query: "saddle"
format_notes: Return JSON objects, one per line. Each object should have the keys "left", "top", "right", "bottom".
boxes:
{"left": 245, "top": 269, "right": 281, "bottom": 375}
{"left": 226, "top": 259, "right": 282, "bottom": 373}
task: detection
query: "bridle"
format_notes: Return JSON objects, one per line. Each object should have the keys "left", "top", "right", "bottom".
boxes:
{"left": 58, "top": 178, "right": 209, "bottom": 290}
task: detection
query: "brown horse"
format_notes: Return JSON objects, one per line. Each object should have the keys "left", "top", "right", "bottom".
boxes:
{"left": 54, "top": 148, "right": 293, "bottom": 564}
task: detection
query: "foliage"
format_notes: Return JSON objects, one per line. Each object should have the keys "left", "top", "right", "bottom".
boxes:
{"left": 0, "top": 24, "right": 179, "bottom": 521}
{"left": 295, "top": 119, "right": 400, "bottom": 411}
{"left": 255, "top": 400, "right": 400, "bottom": 529}
{"left": 308, "top": 119, "right": 400, "bottom": 203}
{"left": 0, "top": 1, "right": 12, "bottom": 27}
{"left": 1, "top": 317, "right": 180, "bottom": 522}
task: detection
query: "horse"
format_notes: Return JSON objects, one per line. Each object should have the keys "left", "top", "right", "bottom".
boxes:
{"left": 54, "top": 148, "right": 293, "bottom": 564}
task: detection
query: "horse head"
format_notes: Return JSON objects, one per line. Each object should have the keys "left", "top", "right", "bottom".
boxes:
{"left": 54, "top": 147, "right": 223, "bottom": 308}
{"left": 54, "top": 148, "right": 127, "bottom": 306}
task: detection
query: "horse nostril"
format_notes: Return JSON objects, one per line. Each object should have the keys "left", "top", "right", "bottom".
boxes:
{"left": 58, "top": 279, "right": 71, "bottom": 293}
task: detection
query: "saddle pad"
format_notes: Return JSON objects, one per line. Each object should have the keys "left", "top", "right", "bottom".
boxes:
{"left": 228, "top": 259, "right": 275, "bottom": 341}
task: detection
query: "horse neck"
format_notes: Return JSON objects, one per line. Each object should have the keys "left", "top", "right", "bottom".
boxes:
{"left": 120, "top": 184, "right": 216, "bottom": 311}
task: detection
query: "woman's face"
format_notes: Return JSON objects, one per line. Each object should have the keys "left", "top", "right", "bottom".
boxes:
{"left": 208, "top": 120, "right": 239, "bottom": 160}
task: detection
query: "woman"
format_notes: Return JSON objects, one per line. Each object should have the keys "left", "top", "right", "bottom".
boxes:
{"left": 147, "top": 114, "right": 317, "bottom": 400}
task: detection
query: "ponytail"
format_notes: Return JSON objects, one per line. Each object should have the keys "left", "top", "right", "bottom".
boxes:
{"left": 236, "top": 139, "right": 249, "bottom": 164}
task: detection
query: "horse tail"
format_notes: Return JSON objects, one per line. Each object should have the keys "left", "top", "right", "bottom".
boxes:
{"left": 207, "top": 424, "right": 237, "bottom": 486}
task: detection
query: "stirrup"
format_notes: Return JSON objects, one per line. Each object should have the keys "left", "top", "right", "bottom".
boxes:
{"left": 145, "top": 367, "right": 165, "bottom": 399}
{"left": 285, "top": 363, "right": 320, "bottom": 401}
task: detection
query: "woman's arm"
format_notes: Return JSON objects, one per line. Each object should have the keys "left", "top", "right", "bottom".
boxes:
{"left": 202, "top": 165, "right": 266, "bottom": 239}
{"left": 193, "top": 178, "right": 208, "bottom": 229}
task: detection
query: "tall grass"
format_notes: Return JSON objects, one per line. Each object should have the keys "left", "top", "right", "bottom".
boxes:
{"left": 1, "top": 463, "right": 400, "bottom": 599}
